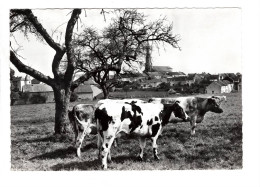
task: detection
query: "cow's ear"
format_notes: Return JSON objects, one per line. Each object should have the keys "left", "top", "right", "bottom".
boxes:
{"left": 208, "top": 98, "right": 215, "bottom": 104}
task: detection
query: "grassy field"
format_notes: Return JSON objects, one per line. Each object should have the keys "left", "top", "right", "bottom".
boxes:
{"left": 11, "top": 92, "right": 242, "bottom": 170}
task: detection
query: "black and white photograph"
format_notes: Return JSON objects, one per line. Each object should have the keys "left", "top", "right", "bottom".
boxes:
{"left": 1, "top": 0, "right": 260, "bottom": 187}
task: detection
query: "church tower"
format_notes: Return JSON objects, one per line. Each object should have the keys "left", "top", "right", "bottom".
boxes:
{"left": 145, "top": 44, "right": 152, "bottom": 72}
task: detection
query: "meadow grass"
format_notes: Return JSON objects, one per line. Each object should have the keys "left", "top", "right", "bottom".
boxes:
{"left": 10, "top": 92, "right": 242, "bottom": 170}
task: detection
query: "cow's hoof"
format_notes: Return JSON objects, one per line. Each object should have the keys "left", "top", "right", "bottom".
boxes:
{"left": 102, "top": 164, "right": 108, "bottom": 170}
{"left": 137, "top": 156, "right": 143, "bottom": 161}
{"left": 76, "top": 148, "right": 82, "bottom": 158}
{"left": 107, "top": 158, "right": 112, "bottom": 163}
{"left": 154, "top": 156, "right": 160, "bottom": 161}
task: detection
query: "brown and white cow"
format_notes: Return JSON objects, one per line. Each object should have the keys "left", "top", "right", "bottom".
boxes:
{"left": 95, "top": 99, "right": 189, "bottom": 169}
{"left": 149, "top": 96, "right": 224, "bottom": 135}
{"left": 68, "top": 104, "right": 97, "bottom": 158}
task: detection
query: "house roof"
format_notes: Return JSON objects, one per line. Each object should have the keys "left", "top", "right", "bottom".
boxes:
{"left": 31, "top": 79, "right": 41, "bottom": 84}
{"left": 74, "top": 84, "right": 102, "bottom": 97}
{"left": 141, "top": 79, "right": 162, "bottom": 84}
{"left": 168, "top": 71, "right": 186, "bottom": 76}
{"left": 209, "top": 74, "right": 219, "bottom": 80}
{"left": 148, "top": 72, "right": 162, "bottom": 76}
{"left": 74, "top": 84, "right": 93, "bottom": 93}
{"left": 168, "top": 77, "right": 188, "bottom": 81}
{"left": 83, "top": 78, "right": 97, "bottom": 85}
{"left": 222, "top": 80, "right": 231, "bottom": 85}
{"left": 208, "top": 80, "right": 228, "bottom": 88}
{"left": 22, "top": 84, "right": 53, "bottom": 92}
{"left": 152, "top": 66, "right": 172, "bottom": 72}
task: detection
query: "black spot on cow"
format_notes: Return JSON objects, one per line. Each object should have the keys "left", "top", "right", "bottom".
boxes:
{"left": 101, "top": 147, "right": 104, "bottom": 151}
{"left": 105, "top": 143, "right": 108, "bottom": 148}
{"left": 140, "top": 125, "right": 143, "bottom": 129}
{"left": 147, "top": 119, "right": 153, "bottom": 126}
{"left": 121, "top": 106, "right": 133, "bottom": 121}
{"left": 129, "top": 115, "right": 142, "bottom": 133}
{"left": 123, "top": 102, "right": 143, "bottom": 133}
{"left": 161, "top": 102, "right": 187, "bottom": 126}
{"left": 155, "top": 116, "right": 159, "bottom": 121}
{"left": 151, "top": 123, "right": 160, "bottom": 137}
{"left": 95, "top": 108, "right": 112, "bottom": 131}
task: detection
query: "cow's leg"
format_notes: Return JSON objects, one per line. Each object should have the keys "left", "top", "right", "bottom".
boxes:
{"left": 138, "top": 137, "right": 146, "bottom": 161}
{"left": 151, "top": 124, "right": 162, "bottom": 160}
{"left": 97, "top": 132, "right": 103, "bottom": 160}
{"left": 190, "top": 116, "right": 197, "bottom": 135}
{"left": 101, "top": 134, "right": 116, "bottom": 169}
{"left": 75, "top": 129, "right": 88, "bottom": 158}
{"left": 107, "top": 150, "right": 112, "bottom": 163}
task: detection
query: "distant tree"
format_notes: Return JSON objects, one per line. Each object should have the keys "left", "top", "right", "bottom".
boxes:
{"left": 73, "top": 9, "right": 180, "bottom": 98}
{"left": 123, "top": 85, "right": 130, "bottom": 96}
{"left": 29, "top": 94, "right": 47, "bottom": 104}
{"left": 158, "top": 82, "right": 170, "bottom": 90}
{"left": 10, "top": 68, "right": 20, "bottom": 105}
{"left": 70, "top": 92, "right": 78, "bottom": 102}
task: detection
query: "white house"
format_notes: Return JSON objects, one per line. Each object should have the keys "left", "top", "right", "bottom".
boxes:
{"left": 206, "top": 81, "right": 232, "bottom": 94}
{"left": 13, "top": 75, "right": 32, "bottom": 91}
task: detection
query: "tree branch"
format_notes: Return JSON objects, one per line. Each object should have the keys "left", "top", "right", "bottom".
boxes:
{"left": 64, "top": 9, "right": 82, "bottom": 83}
{"left": 12, "top": 9, "right": 63, "bottom": 52}
{"left": 10, "top": 50, "right": 54, "bottom": 86}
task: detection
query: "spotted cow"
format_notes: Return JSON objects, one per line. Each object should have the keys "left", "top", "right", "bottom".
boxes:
{"left": 149, "top": 96, "right": 224, "bottom": 135}
{"left": 95, "top": 99, "right": 189, "bottom": 169}
{"left": 68, "top": 104, "right": 97, "bottom": 158}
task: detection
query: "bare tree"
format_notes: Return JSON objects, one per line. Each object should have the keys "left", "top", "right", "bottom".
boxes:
{"left": 73, "top": 9, "right": 180, "bottom": 98}
{"left": 10, "top": 9, "right": 82, "bottom": 134}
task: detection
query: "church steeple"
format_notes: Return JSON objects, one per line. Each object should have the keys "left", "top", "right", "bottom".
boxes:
{"left": 145, "top": 44, "right": 152, "bottom": 72}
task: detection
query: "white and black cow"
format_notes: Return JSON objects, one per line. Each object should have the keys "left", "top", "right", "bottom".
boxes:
{"left": 95, "top": 99, "right": 189, "bottom": 169}
{"left": 68, "top": 104, "right": 97, "bottom": 158}
{"left": 149, "top": 96, "right": 224, "bottom": 135}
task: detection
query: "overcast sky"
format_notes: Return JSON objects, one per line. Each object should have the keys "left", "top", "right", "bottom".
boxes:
{"left": 10, "top": 8, "right": 242, "bottom": 77}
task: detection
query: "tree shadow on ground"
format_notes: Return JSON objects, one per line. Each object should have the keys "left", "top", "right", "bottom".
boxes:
{"left": 25, "top": 134, "right": 73, "bottom": 144}
{"left": 30, "top": 142, "right": 97, "bottom": 160}
{"left": 50, "top": 154, "right": 140, "bottom": 171}
{"left": 162, "top": 128, "right": 191, "bottom": 144}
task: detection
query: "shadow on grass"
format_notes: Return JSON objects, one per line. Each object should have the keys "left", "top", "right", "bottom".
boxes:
{"left": 162, "top": 128, "right": 191, "bottom": 144}
{"left": 50, "top": 154, "right": 140, "bottom": 170}
{"left": 25, "top": 134, "right": 74, "bottom": 144}
{"left": 30, "top": 142, "right": 97, "bottom": 160}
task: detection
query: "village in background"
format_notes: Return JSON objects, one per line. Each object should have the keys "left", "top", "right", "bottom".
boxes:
{"left": 10, "top": 48, "right": 242, "bottom": 105}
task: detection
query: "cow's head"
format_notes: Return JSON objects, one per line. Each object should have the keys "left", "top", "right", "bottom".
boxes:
{"left": 171, "top": 101, "right": 190, "bottom": 121}
{"left": 207, "top": 98, "right": 223, "bottom": 113}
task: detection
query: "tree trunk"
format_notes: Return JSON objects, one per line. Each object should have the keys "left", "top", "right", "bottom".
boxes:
{"left": 53, "top": 86, "right": 71, "bottom": 134}
{"left": 101, "top": 86, "right": 109, "bottom": 99}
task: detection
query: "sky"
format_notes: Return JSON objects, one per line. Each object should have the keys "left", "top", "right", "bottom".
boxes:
{"left": 10, "top": 8, "right": 242, "bottom": 78}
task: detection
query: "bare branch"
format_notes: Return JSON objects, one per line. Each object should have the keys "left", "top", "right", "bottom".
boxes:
{"left": 11, "top": 9, "right": 64, "bottom": 52}
{"left": 64, "top": 9, "right": 82, "bottom": 83}
{"left": 10, "top": 50, "right": 54, "bottom": 86}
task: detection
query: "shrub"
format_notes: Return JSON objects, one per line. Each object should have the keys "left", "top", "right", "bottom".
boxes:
{"left": 10, "top": 91, "right": 20, "bottom": 105}
{"left": 20, "top": 92, "right": 30, "bottom": 104}
{"left": 29, "top": 94, "right": 47, "bottom": 104}
{"left": 70, "top": 92, "right": 78, "bottom": 102}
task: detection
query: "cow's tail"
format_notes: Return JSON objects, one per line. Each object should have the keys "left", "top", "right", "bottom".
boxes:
{"left": 74, "top": 110, "right": 89, "bottom": 131}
